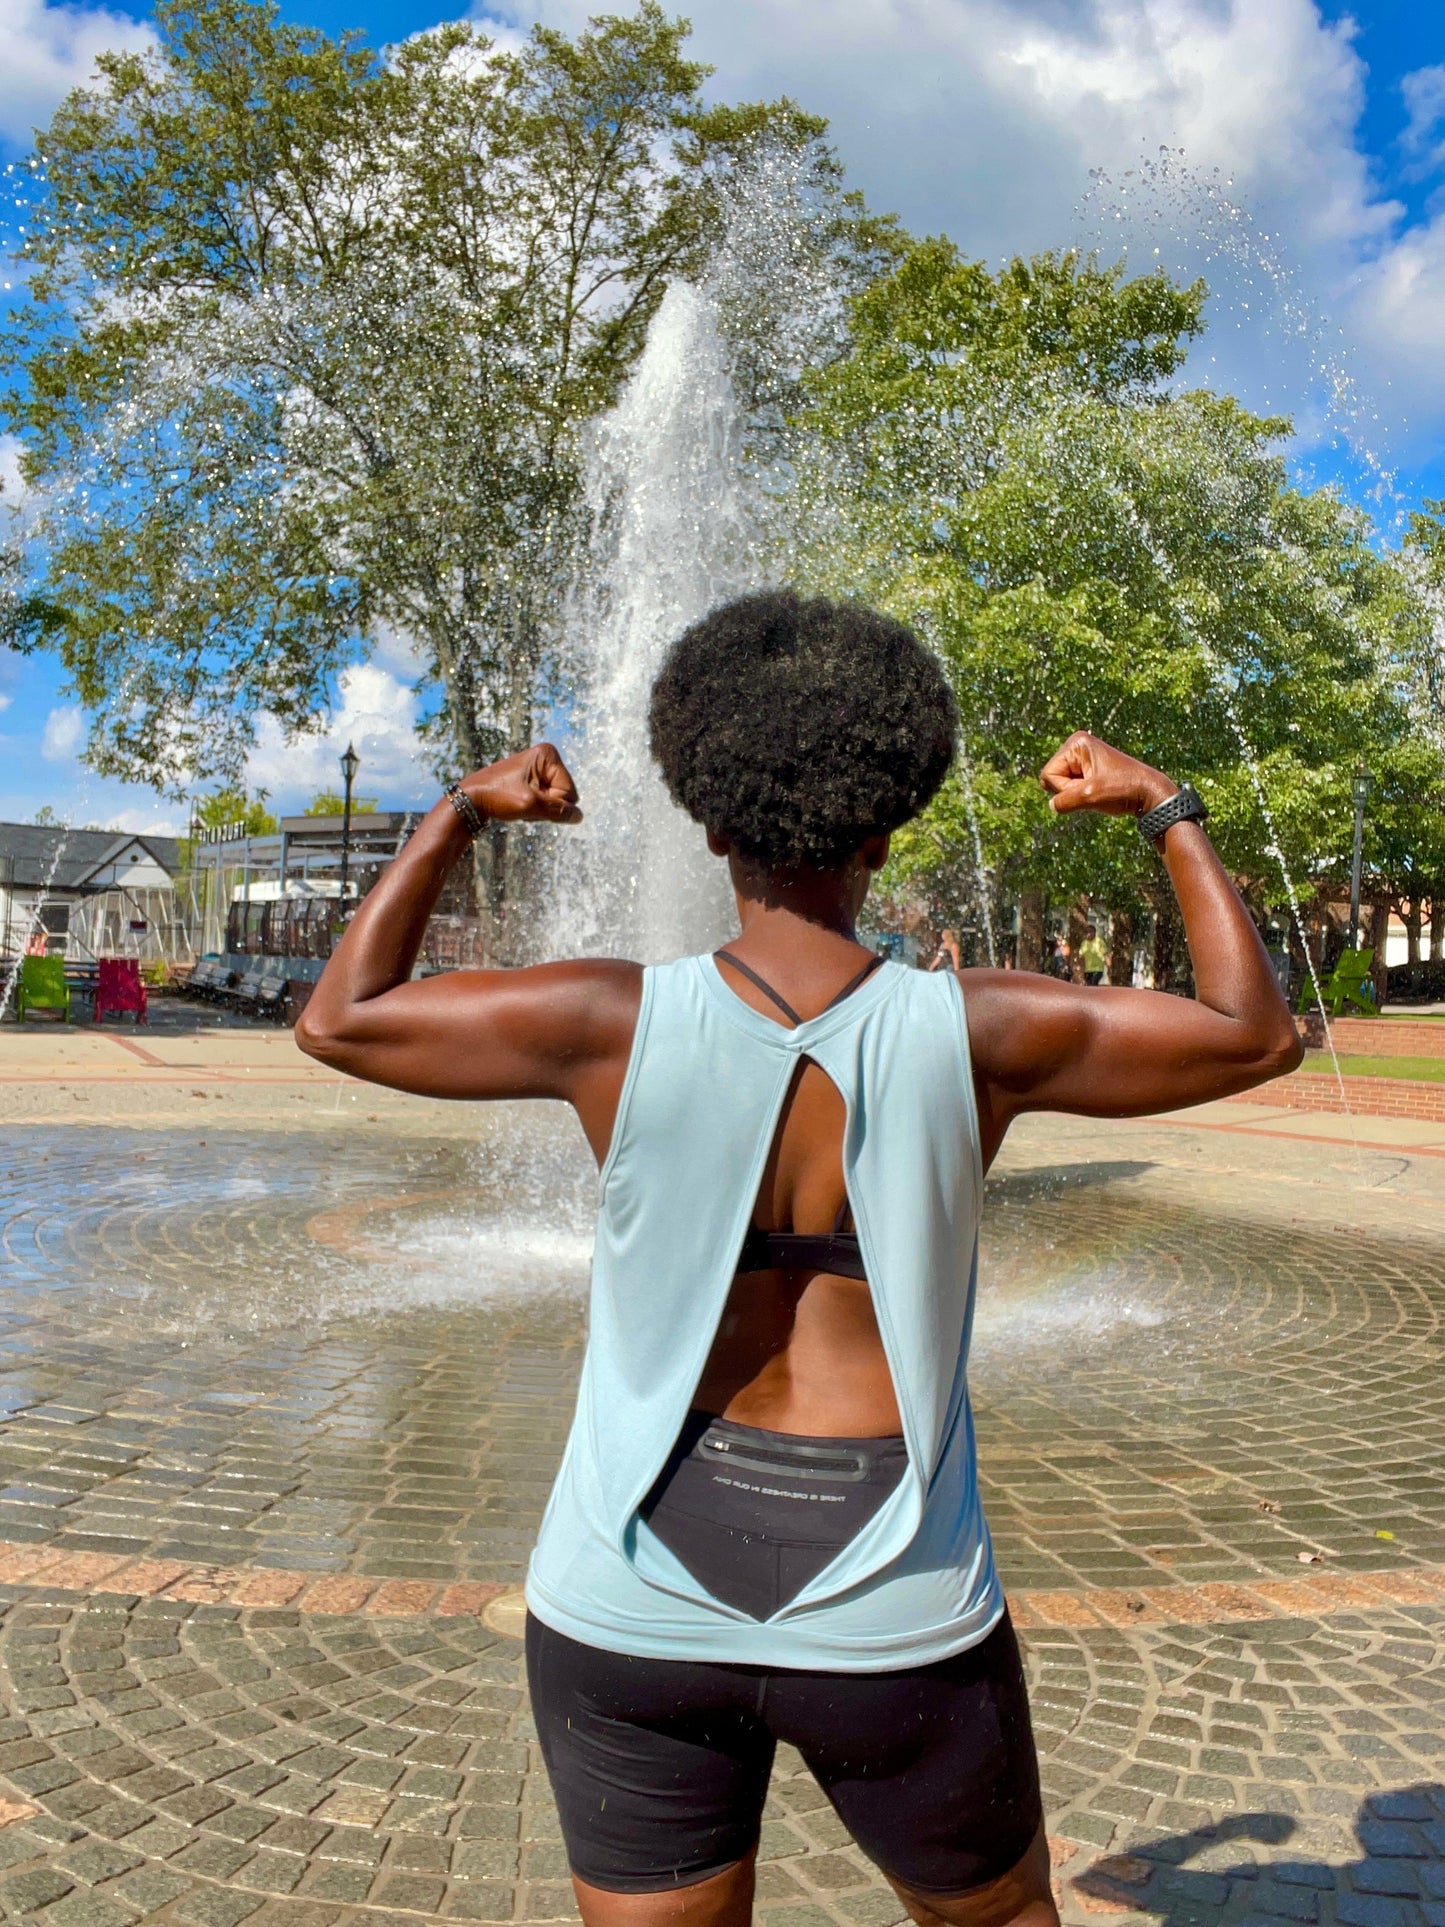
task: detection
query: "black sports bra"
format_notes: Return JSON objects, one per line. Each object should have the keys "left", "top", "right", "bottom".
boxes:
{"left": 715, "top": 947, "right": 879, "bottom": 1285}
{"left": 734, "top": 1220, "right": 868, "bottom": 1282}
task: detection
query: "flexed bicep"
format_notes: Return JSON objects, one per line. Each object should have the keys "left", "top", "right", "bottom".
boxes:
{"left": 963, "top": 733, "right": 1301, "bottom": 1157}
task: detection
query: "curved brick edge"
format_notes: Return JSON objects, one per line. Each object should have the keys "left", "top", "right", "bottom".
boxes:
{"left": 304, "top": 1186, "right": 467, "bottom": 1263}
{"left": 0, "top": 1539, "right": 1440, "bottom": 1627}
{"left": 0, "top": 1543, "right": 504, "bottom": 1618}
{"left": 1011, "top": 1565, "right": 1445, "bottom": 1626}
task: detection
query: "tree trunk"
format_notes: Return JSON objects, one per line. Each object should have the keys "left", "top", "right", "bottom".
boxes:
{"left": 1066, "top": 902, "right": 1088, "bottom": 983}
{"left": 1403, "top": 896, "right": 1422, "bottom": 970}
{"left": 1017, "top": 888, "right": 1045, "bottom": 974}
{"left": 1364, "top": 893, "right": 1390, "bottom": 1006}
{"left": 1431, "top": 895, "right": 1443, "bottom": 965}
{"left": 431, "top": 610, "right": 545, "bottom": 966}
{"left": 1150, "top": 899, "right": 1174, "bottom": 990}
{"left": 1108, "top": 909, "right": 1136, "bottom": 987}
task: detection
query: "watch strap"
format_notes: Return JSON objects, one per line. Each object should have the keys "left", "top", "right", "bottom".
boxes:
{"left": 1138, "top": 782, "right": 1208, "bottom": 844}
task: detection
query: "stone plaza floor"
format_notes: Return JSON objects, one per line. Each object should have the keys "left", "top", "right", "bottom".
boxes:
{"left": 1, "top": 1014, "right": 1444, "bottom": 1926}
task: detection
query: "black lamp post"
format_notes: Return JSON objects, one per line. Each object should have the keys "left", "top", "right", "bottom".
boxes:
{"left": 1347, "top": 766, "right": 1370, "bottom": 951}
{"left": 338, "top": 741, "right": 360, "bottom": 914}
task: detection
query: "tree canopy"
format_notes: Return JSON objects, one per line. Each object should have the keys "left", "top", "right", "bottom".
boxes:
{"left": 193, "top": 789, "right": 277, "bottom": 836}
{"left": 1, "top": 0, "right": 854, "bottom": 803}
{"left": 788, "top": 240, "right": 1443, "bottom": 969}
{"left": 305, "top": 788, "right": 378, "bottom": 816}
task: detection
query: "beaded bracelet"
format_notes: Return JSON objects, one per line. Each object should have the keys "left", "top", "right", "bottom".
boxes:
{"left": 445, "top": 783, "right": 487, "bottom": 839}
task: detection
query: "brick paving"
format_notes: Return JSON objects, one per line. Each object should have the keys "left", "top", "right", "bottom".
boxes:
{"left": 0, "top": 1108, "right": 1442, "bottom": 1923}
{"left": 0, "top": 1590, "right": 1442, "bottom": 1927}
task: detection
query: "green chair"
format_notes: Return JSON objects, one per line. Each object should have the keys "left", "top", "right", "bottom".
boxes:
{"left": 1297, "top": 946, "right": 1378, "bottom": 1018}
{"left": 15, "top": 956, "right": 71, "bottom": 1022}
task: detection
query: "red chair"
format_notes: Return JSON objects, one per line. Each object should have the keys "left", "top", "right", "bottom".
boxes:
{"left": 96, "top": 957, "right": 148, "bottom": 1025}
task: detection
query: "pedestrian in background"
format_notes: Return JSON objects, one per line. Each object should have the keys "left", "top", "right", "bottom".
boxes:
{"left": 929, "top": 927, "right": 962, "bottom": 973}
{"left": 1080, "top": 924, "right": 1108, "bottom": 986}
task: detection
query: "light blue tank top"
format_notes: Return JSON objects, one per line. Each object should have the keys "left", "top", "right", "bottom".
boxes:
{"left": 525, "top": 953, "right": 1003, "bottom": 1671}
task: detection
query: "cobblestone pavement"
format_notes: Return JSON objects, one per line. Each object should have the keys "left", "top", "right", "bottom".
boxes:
{"left": 0, "top": 1111, "right": 1443, "bottom": 1925}
{"left": 0, "top": 1589, "right": 1443, "bottom": 1927}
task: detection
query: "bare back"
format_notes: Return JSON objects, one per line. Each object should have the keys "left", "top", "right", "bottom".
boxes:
{"left": 689, "top": 947, "right": 903, "bottom": 1438}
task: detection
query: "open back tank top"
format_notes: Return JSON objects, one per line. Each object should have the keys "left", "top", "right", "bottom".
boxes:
{"left": 524, "top": 953, "right": 1003, "bottom": 1671}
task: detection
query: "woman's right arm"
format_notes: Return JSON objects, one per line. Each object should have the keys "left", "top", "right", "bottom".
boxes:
{"left": 294, "top": 745, "right": 641, "bottom": 1160}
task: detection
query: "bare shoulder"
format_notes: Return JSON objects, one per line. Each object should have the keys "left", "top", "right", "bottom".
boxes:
{"left": 557, "top": 957, "right": 644, "bottom": 1053}
{"left": 956, "top": 967, "right": 1091, "bottom": 1090}
{"left": 470, "top": 956, "right": 644, "bottom": 1057}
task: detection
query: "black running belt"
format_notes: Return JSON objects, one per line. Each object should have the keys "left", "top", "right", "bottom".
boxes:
{"left": 714, "top": 949, "right": 882, "bottom": 1283}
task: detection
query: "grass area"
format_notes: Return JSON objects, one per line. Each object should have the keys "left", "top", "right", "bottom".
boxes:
{"left": 1303, "top": 1051, "right": 1445, "bottom": 1083}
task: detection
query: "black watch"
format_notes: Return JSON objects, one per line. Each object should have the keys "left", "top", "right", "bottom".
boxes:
{"left": 1138, "top": 782, "right": 1208, "bottom": 844}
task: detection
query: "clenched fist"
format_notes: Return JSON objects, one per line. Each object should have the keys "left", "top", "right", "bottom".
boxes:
{"left": 1040, "top": 733, "right": 1176, "bottom": 819}
{"left": 458, "top": 744, "right": 582, "bottom": 825}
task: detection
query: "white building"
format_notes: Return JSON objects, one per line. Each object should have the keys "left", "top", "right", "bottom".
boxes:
{"left": 0, "top": 823, "right": 186, "bottom": 967}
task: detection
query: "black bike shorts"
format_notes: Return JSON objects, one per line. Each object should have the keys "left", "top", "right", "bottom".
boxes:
{"left": 525, "top": 1611, "right": 1043, "bottom": 1897}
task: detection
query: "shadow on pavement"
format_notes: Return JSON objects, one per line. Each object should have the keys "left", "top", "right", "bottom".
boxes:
{"left": 1071, "top": 1787, "right": 1445, "bottom": 1925}
{"left": 987, "top": 1160, "right": 1156, "bottom": 1203}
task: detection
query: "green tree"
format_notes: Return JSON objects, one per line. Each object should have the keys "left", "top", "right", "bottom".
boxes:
{"left": 2, "top": 0, "right": 859, "bottom": 942}
{"left": 1375, "top": 506, "right": 1445, "bottom": 981}
{"left": 194, "top": 789, "right": 277, "bottom": 837}
{"left": 793, "top": 242, "right": 1437, "bottom": 981}
{"left": 0, "top": 489, "right": 59, "bottom": 654}
{"left": 304, "top": 788, "right": 378, "bottom": 816}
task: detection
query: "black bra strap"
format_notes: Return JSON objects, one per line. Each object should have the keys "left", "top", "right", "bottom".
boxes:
{"left": 713, "top": 951, "right": 803, "bottom": 1026}
{"left": 714, "top": 949, "right": 883, "bottom": 1030}
{"left": 826, "top": 953, "right": 883, "bottom": 1010}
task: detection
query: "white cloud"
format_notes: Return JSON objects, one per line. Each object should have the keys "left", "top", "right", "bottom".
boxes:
{"left": 40, "top": 703, "right": 82, "bottom": 761}
{"left": 0, "top": 693, "right": 11, "bottom": 715}
{"left": 418, "top": 14, "right": 528, "bottom": 62}
{"left": 488, "top": 0, "right": 1445, "bottom": 466}
{"left": 100, "top": 805, "right": 184, "bottom": 835}
{"left": 491, "top": 0, "right": 1374, "bottom": 252}
{"left": 245, "top": 661, "right": 431, "bottom": 810}
{"left": 369, "top": 619, "right": 429, "bottom": 682}
{"left": 1400, "top": 64, "right": 1445, "bottom": 180}
{"left": 0, "top": 435, "right": 24, "bottom": 501}
{"left": 0, "top": 0, "right": 153, "bottom": 147}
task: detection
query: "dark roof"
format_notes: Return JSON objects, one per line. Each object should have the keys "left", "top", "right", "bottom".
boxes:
{"left": 0, "top": 823, "right": 183, "bottom": 890}
{"left": 277, "top": 812, "right": 412, "bottom": 835}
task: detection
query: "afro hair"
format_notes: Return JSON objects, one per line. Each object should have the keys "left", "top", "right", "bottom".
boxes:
{"left": 648, "top": 590, "right": 957, "bottom": 871}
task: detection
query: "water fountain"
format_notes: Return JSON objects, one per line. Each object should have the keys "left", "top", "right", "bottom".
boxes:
{"left": 539, "top": 279, "right": 754, "bottom": 964}
{"left": 539, "top": 146, "right": 859, "bottom": 964}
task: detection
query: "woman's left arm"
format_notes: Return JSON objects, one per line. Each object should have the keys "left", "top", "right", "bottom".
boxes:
{"left": 963, "top": 733, "right": 1303, "bottom": 1164}
{"left": 294, "top": 746, "right": 641, "bottom": 1143}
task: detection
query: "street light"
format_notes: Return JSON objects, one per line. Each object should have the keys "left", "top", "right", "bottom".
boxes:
{"left": 1347, "top": 766, "right": 1370, "bottom": 951}
{"left": 338, "top": 741, "right": 361, "bottom": 913}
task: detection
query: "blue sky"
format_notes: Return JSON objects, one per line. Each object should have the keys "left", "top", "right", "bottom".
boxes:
{"left": 3, "top": 0, "right": 1445, "bottom": 830}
